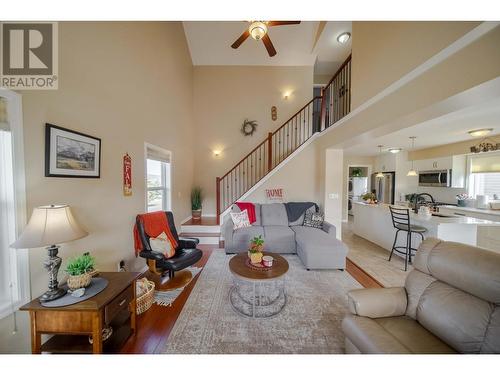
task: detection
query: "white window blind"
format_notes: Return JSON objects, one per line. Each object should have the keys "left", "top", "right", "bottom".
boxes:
{"left": 471, "top": 153, "right": 500, "bottom": 173}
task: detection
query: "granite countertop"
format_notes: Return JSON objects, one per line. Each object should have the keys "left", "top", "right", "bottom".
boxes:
{"left": 439, "top": 205, "right": 500, "bottom": 217}
{"left": 353, "top": 201, "right": 500, "bottom": 226}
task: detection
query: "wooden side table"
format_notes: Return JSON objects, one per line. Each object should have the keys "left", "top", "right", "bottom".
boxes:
{"left": 20, "top": 272, "right": 140, "bottom": 354}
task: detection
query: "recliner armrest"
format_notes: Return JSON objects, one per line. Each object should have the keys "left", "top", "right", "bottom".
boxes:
{"left": 139, "top": 250, "right": 165, "bottom": 261}
{"left": 322, "top": 221, "right": 336, "bottom": 237}
{"left": 178, "top": 237, "right": 199, "bottom": 249}
{"left": 347, "top": 287, "right": 407, "bottom": 318}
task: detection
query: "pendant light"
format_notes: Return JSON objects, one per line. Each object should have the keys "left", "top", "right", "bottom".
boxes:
{"left": 407, "top": 136, "right": 418, "bottom": 177}
{"left": 375, "top": 145, "right": 385, "bottom": 178}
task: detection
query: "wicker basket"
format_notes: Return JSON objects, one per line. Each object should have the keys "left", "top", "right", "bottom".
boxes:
{"left": 67, "top": 272, "right": 92, "bottom": 290}
{"left": 136, "top": 280, "right": 155, "bottom": 315}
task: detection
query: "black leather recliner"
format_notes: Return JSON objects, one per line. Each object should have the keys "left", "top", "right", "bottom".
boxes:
{"left": 136, "top": 211, "right": 202, "bottom": 278}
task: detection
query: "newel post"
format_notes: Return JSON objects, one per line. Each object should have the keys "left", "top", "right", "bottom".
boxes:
{"left": 267, "top": 132, "right": 273, "bottom": 172}
{"left": 216, "top": 177, "right": 221, "bottom": 225}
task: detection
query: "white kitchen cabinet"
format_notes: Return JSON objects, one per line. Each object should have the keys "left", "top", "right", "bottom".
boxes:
{"left": 414, "top": 155, "right": 466, "bottom": 188}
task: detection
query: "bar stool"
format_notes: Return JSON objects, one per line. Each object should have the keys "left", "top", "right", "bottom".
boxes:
{"left": 388, "top": 206, "right": 427, "bottom": 271}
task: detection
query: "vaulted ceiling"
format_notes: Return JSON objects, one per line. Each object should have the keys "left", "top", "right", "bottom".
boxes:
{"left": 182, "top": 21, "right": 352, "bottom": 74}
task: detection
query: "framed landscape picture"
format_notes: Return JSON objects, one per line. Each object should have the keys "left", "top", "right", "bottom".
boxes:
{"left": 45, "top": 123, "right": 101, "bottom": 178}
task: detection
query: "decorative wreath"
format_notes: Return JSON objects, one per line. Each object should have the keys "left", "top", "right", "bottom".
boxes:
{"left": 241, "top": 119, "right": 258, "bottom": 136}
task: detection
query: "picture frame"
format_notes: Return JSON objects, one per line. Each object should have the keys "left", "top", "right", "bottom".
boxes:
{"left": 45, "top": 123, "right": 101, "bottom": 178}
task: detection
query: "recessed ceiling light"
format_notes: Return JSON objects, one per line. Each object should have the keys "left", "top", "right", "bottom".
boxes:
{"left": 337, "top": 32, "right": 351, "bottom": 44}
{"left": 388, "top": 148, "right": 402, "bottom": 154}
{"left": 468, "top": 128, "right": 493, "bottom": 137}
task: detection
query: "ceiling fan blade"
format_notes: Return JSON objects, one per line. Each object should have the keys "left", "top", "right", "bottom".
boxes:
{"left": 231, "top": 30, "right": 250, "bottom": 49}
{"left": 267, "top": 21, "right": 301, "bottom": 27}
{"left": 261, "top": 34, "right": 277, "bottom": 57}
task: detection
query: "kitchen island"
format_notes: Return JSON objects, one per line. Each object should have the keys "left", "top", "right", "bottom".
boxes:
{"left": 352, "top": 201, "right": 500, "bottom": 254}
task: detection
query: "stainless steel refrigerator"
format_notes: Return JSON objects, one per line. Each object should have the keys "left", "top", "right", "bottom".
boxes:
{"left": 371, "top": 172, "right": 395, "bottom": 204}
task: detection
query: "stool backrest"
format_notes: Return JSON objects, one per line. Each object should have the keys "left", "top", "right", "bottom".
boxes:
{"left": 389, "top": 206, "right": 411, "bottom": 230}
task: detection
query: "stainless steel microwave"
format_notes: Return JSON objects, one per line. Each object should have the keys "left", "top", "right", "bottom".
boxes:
{"left": 418, "top": 169, "right": 452, "bottom": 187}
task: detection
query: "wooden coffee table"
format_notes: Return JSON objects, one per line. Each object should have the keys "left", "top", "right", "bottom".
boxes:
{"left": 228, "top": 252, "right": 289, "bottom": 318}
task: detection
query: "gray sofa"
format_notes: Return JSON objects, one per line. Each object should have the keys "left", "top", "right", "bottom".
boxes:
{"left": 222, "top": 203, "right": 348, "bottom": 270}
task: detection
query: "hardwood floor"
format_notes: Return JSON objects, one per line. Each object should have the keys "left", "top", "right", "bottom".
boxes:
{"left": 120, "top": 245, "right": 214, "bottom": 354}
{"left": 121, "top": 236, "right": 388, "bottom": 353}
{"left": 182, "top": 216, "right": 218, "bottom": 226}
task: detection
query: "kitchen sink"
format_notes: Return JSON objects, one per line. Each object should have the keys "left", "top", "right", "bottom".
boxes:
{"left": 431, "top": 213, "right": 455, "bottom": 218}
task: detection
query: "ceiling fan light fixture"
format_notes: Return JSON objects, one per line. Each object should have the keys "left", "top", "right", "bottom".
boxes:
{"left": 249, "top": 22, "right": 268, "bottom": 40}
{"left": 468, "top": 128, "right": 493, "bottom": 137}
{"left": 337, "top": 32, "right": 351, "bottom": 44}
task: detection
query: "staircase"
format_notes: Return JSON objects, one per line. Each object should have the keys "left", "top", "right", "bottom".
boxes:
{"left": 216, "top": 55, "right": 352, "bottom": 223}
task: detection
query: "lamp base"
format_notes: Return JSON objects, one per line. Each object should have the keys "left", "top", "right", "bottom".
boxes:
{"left": 39, "top": 287, "right": 67, "bottom": 302}
{"left": 39, "top": 244, "right": 66, "bottom": 302}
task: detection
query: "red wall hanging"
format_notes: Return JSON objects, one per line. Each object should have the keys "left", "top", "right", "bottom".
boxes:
{"left": 123, "top": 153, "right": 132, "bottom": 196}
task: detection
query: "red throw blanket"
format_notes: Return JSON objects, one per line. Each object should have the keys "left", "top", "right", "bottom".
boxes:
{"left": 133, "top": 211, "right": 178, "bottom": 256}
{"left": 235, "top": 202, "right": 256, "bottom": 224}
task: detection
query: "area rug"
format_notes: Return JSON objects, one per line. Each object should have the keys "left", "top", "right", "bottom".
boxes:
{"left": 162, "top": 250, "right": 361, "bottom": 354}
{"left": 154, "top": 266, "right": 202, "bottom": 307}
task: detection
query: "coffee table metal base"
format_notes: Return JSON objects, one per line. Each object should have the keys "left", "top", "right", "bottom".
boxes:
{"left": 229, "top": 278, "right": 286, "bottom": 318}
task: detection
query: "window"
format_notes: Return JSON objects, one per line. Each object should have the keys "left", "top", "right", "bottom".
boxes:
{"left": 145, "top": 144, "right": 171, "bottom": 212}
{"left": 469, "top": 173, "right": 500, "bottom": 199}
{"left": 0, "top": 92, "right": 29, "bottom": 319}
{"left": 468, "top": 152, "right": 500, "bottom": 199}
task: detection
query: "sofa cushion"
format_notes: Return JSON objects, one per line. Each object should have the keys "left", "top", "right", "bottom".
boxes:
{"left": 292, "top": 225, "right": 348, "bottom": 269}
{"left": 231, "top": 226, "right": 265, "bottom": 252}
{"left": 263, "top": 226, "right": 296, "bottom": 253}
{"left": 416, "top": 280, "right": 494, "bottom": 353}
{"left": 261, "top": 203, "right": 288, "bottom": 226}
{"left": 342, "top": 314, "right": 455, "bottom": 354}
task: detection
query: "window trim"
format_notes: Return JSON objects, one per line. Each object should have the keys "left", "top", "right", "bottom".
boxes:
{"left": 0, "top": 88, "right": 30, "bottom": 319}
{"left": 144, "top": 143, "right": 172, "bottom": 213}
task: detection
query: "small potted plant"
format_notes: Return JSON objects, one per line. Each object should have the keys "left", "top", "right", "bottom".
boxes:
{"left": 361, "top": 192, "right": 377, "bottom": 204}
{"left": 65, "top": 253, "right": 96, "bottom": 290}
{"left": 191, "top": 187, "right": 203, "bottom": 221}
{"left": 248, "top": 235, "right": 264, "bottom": 264}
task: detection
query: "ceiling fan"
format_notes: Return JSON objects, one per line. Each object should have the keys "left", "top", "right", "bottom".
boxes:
{"left": 231, "top": 21, "right": 301, "bottom": 57}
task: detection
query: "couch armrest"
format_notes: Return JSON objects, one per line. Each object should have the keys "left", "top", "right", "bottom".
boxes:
{"left": 322, "top": 221, "right": 336, "bottom": 237}
{"left": 347, "top": 287, "right": 407, "bottom": 318}
{"left": 222, "top": 216, "right": 234, "bottom": 246}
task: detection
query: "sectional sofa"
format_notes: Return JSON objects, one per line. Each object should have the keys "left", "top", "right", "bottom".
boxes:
{"left": 222, "top": 202, "right": 348, "bottom": 270}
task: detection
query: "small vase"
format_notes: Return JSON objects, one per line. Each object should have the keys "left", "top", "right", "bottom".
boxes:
{"left": 248, "top": 251, "right": 264, "bottom": 264}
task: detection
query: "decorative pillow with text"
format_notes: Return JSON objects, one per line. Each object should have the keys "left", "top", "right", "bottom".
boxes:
{"left": 231, "top": 209, "right": 251, "bottom": 230}
{"left": 303, "top": 210, "right": 324, "bottom": 229}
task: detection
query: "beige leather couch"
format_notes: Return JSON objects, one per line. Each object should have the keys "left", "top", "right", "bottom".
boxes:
{"left": 342, "top": 238, "right": 500, "bottom": 353}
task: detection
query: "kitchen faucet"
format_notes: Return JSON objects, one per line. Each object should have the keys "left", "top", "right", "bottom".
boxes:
{"left": 413, "top": 193, "right": 435, "bottom": 213}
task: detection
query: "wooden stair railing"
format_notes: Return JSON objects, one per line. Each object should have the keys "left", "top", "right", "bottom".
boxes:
{"left": 216, "top": 54, "right": 352, "bottom": 223}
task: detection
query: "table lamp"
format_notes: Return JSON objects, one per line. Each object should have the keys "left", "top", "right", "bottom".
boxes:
{"left": 10, "top": 205, "right": 88, "bottom": 302}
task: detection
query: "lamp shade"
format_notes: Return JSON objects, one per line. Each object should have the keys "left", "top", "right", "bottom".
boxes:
{"left": 10, "top": 205, "right": 88, "bottom": 249}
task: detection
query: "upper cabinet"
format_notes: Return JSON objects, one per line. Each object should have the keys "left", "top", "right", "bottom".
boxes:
{"left": 414, "top": 155, "right": 467, "bottom": 188}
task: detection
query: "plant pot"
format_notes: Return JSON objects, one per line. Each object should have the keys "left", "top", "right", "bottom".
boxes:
{"left": 192, "top": 209, "right": 202, "bottom": 221}
{"left": 67, "top": 272, "right": 92, "bottom": 290}
{"left": 250, "top": 244, "right": 264, "bottom": 253}
{"left": 248, "top": 251, "right": 264, "bottom": 264}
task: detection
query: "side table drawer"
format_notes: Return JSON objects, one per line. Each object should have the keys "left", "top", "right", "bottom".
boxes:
{"left": 105, "top": 285, "right": 133, "bottom": 325}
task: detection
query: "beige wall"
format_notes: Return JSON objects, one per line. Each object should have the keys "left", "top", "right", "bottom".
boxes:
{"left": 21, "top": 21, "right": 194, "bottom": 303}
{"left": 351, "top": 21, "right": 480, "bottom": 108}
{"left": 409, "top": 138, "right": 478, "bottom": 160}
{"left": 243, "top": 140, "right": 322, "bottom": 206}
{"left": 324, "top": 149, "right": 344, "bottom": 238}
{"left": 192, "top": 66, "right": 313, "bottom": 215}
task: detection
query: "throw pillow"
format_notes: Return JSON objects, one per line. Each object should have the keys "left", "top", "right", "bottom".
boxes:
{"left": 303, "top": 210, "right": 324, "bottom": 229}
{"left": 231, "top": 209, "right": 251, "bottom": 230}
{"left": 149, "top": 231, "right": 176, "bottom": 258}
